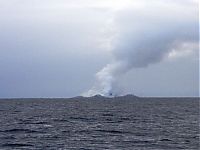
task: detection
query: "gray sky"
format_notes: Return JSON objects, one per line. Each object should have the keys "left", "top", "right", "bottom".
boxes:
{"left": 0, "top": 0, "right": 199, "bottom": 98}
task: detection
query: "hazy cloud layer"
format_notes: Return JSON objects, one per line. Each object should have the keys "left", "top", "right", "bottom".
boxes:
{"left": 0, "top": 0, "right": 198, "bottom": 97}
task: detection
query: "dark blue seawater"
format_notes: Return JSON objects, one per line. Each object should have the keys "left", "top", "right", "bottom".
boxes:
{"left": 0, "top": 97, "right": 199, "bottom": 150}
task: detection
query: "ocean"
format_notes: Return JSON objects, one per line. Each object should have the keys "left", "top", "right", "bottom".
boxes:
{"left": 0, "top": 97, "right": 199, "bottom": 150}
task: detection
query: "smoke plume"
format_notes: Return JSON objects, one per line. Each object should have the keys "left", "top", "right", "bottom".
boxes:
{"left": 85, "top": 1, "right": 198, "bottom": 96}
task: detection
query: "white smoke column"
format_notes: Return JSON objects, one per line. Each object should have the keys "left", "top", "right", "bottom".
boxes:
{"left": 86, "top": 61, "right": 129, "bottom": 96}
{"left": 85, "top": 0, "right": 198, "bottom": 96}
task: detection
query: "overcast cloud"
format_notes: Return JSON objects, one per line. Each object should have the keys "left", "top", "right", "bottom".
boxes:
{"left": 0, "top": 0, "right": 198, "bottom": 98}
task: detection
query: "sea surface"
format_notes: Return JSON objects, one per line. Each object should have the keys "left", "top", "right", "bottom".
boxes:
{"left": 0, "top": 97, "right": 199, "bottom": 150}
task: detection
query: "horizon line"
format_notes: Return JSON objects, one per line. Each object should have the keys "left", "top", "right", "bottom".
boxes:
{"left": 0, "top": 95, "right": 199, "bottom": 100}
